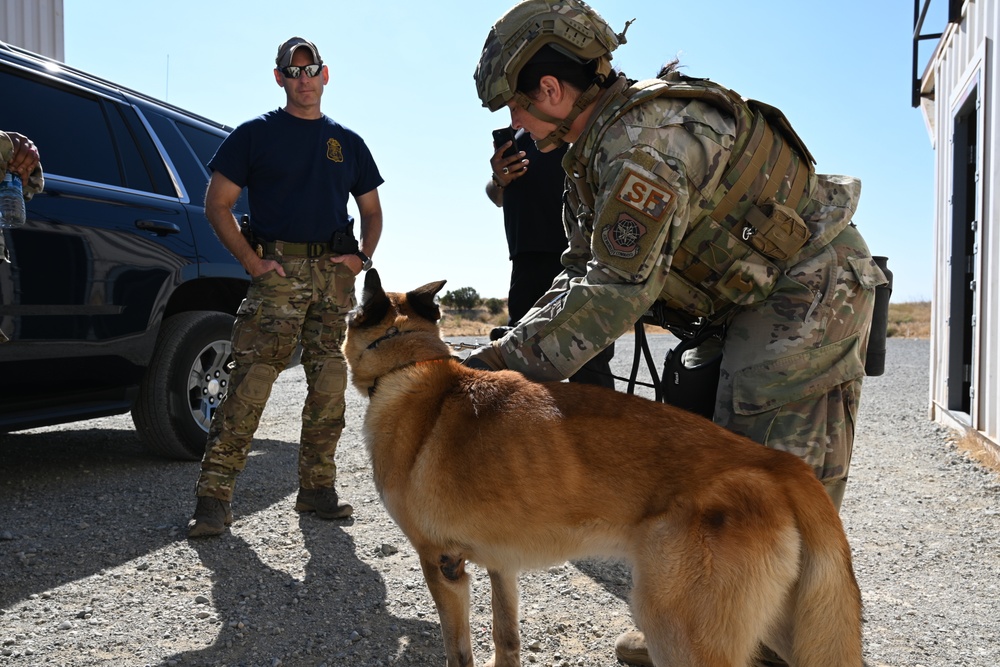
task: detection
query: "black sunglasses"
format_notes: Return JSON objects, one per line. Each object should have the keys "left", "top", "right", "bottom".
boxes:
{"left": 280, "top": 64, "right": 323, "bottom": 79}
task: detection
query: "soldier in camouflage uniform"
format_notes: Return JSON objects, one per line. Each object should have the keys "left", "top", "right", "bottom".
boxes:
{"left": 469, "top": 2, "right": 887, "bottom": 665}
{"left": 188, "top": 37, "right": 384, "bottom": 538}
{"left": 0, "top": 131, "right": 44, "bottom": 341}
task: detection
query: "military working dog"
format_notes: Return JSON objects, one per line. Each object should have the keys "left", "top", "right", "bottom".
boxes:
{"left": 343, "top": 269, "right": 863, "bottom": 667}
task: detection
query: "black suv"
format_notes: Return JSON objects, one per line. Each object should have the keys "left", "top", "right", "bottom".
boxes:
{"left": 0, "top": 42, "right": 249, "bottom": 460}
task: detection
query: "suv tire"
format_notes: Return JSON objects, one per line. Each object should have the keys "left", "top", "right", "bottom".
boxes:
{"left": 133, "top": 311, "right": 235, "bottom": 461}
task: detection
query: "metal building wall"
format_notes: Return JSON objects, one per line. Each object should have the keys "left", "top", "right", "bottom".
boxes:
{"left": 0, "top": 0, "right": 64, "bottom": 61}
{"left": 921, "top": 0, "right": 1000, "bottom": 450}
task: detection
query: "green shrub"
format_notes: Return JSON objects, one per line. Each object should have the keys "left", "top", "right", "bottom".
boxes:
{"left": 440, "top": 287, "right": 481, "bottom": 310}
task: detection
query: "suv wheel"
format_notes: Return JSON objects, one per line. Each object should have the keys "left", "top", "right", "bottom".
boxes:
{"left": 133, "top": 311, "right": 235, "bottom": 460}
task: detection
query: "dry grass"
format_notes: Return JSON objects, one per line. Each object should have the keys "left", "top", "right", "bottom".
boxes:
{"left": 948, "top": 429, "right": 1000, "bottom": 475}
{"left": 441, "top": 300, "right": 933, "bottom": 339}
{"left": 439, "top": 308, "right": 508, "bottom": 337}
{"left": 887, "top": 300, "right": 931, "bottom": 339}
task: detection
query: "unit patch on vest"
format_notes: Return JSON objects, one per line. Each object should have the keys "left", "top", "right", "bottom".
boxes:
{"left": 616, "top": 169, "right": 673, "bottom": 221}
{"left": 602, "top": 212, "right": 647, "bottom": 259}
{"left": 326, "top": 139, "right": 344, "bottom": 163}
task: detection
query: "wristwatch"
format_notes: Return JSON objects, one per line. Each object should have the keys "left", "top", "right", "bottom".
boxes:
{"left": 354, "top": 250, "right": 373, "bottom": 271}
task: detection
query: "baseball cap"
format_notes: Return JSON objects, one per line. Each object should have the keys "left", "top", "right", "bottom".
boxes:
{"left": 275, "top": 37, "right": 322, "bottom": 68}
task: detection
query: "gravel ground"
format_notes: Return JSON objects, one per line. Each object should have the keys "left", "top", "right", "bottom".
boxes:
{"left": 1, "top": 335, "right": 998, "bottom": 667}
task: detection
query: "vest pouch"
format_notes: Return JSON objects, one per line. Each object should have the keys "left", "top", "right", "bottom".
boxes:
{"left": 742, "top": 199, "right": 811, "bottom": 262}
{"left": 657, "top": 269, "right": 716, "bottom": 319}
{"left": 714, "top": 252, "right": 782, "bottom": 306}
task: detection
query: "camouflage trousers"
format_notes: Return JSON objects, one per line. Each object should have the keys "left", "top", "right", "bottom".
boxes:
{"left": 196, "top": 256, "right": 357, "bottom": 502}
{"left": 708, "top": 224, "right": 885, "bottom": 509}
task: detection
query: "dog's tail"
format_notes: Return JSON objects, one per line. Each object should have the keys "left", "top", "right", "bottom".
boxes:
{"left": 783, "top": 481, "right": 864, "bottom": 667}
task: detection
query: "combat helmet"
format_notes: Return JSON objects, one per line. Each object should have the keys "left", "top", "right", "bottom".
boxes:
{"left": 474, "top": 0, "right": 631, "bottom": 149}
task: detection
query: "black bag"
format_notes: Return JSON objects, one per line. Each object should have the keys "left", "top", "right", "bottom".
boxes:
{"left": 661, "top": 330, "right": 723, "bottom": 420}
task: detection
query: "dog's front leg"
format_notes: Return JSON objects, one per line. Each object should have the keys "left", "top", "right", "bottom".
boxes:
{"left": 485, "top": 569, "right": 520, "bottom": 667}
{"left": 420, "top": 552, "right": 474, "bottom": 666}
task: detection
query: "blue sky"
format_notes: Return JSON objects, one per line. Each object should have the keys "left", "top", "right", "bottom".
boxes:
{"left": 65, "top": 0, "right": 940, "bottom": 302}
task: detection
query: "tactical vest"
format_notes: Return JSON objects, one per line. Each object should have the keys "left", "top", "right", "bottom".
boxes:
{"left": 565, "top": 74, "right": 816, "bottom": 329}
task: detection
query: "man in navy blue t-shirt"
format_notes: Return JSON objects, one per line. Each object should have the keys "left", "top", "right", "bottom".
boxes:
{"left": 189, "top": 36, "right": 384, "bottom": 538}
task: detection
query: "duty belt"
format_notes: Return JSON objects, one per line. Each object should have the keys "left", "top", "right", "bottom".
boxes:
{"left": 261, "top": 240, "right": 333, "bottom": 258}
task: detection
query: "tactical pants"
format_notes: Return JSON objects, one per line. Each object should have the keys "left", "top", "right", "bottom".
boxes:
{"left": 196, "top": 256, "right": 356, "bottom": 502}
{"left": 711, "top": 224, "right": 883, "bottom": 509}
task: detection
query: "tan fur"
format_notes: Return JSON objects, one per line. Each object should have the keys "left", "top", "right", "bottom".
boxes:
{"left": 344, "top": 271, "right": 863, "bottom": 667}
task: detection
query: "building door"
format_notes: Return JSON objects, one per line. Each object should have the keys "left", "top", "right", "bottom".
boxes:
{"left": 948, "top": 82, "right": 980, "bottom": 415}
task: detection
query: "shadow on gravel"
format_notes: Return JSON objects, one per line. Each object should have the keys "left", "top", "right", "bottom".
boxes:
{"left": 171, "top": 517, "right": 444, "bottom": 666}
{"left": 0, "top": 429, "right": 295, "bottom": 610}
{"left": 572, "top": 558, "right": 632, "bottom": 604}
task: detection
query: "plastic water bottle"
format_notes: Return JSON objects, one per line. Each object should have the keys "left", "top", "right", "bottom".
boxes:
{"left": 0, "top": 172, "right": 26, "bottom": 228}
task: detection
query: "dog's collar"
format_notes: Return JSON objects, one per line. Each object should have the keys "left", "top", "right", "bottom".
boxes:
{"left": 367, "top": 357, "right": 452, "bottom": 398}
{"left": 367, "top": 326, "right": 405, "bottom": 350}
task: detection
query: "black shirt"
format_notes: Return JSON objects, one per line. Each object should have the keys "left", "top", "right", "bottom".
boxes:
{"left": 502, "top": 134, "right": 568, "bottom": 258}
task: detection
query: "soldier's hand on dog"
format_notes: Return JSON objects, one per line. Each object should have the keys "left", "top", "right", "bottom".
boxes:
{"left": 462, "top": 341, "right": 507, "bottom": 371}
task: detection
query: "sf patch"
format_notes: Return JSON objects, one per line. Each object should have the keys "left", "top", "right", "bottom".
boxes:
{"left": 616, "top": 169, "right": 673, "bottom": 221}
{"left": 326, "top": 139, "right": 344, "bottom": 163}
{"left": 602, "top": 212, "right": 647, "bottom": 259}
{"left": 593, "top": 166, "right": 676, "bottom": 281}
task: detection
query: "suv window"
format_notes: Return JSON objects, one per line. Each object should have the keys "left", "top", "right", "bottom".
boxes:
{"left": 107, "top": 103, "right": 175, "bottom": 195}
{"left": 0, "top": 69, "right": 173, "bottom": 195}
{"left": 143, "top": 110, "right": 210, "bottom": 201}
{"left": 1, "top": 69, "right": 118, "bottom": 186}
{"left": 145, "top": 110, "right": 248, "bottom": 209}
{"left": 177, "top": 120, "right": 225, "bottom": 168}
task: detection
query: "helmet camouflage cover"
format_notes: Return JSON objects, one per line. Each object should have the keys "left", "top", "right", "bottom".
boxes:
{"left": 475, "top": 0, "right": 621, "bottom": 111}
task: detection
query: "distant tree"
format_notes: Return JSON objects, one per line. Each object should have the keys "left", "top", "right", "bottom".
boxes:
{"left": 484, "top": 297, "right": 505, "bottom": 315}
{"left": 440, "top": 286, "right": 480, "bottom": 310}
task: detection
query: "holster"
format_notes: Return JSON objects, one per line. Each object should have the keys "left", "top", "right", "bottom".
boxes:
{"left": 330, "top": 227, "right": 359, "bottom": 255}
{"left": 239, "top": 214, "right": 263, "bottom": 257}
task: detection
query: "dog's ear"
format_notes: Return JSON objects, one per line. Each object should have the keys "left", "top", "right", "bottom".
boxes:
{"left": 362, "top": 268, "right": 384, "bottom": 303}
{"left": 349, "top": 268, "right": 391, "bottom": 328}
{"left": 406, "top": 280, "right": 447, "bottom": 323}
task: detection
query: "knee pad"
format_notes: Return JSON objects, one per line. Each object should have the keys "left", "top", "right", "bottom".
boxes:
{"left": 315, "top": 359, "right": 347, "bottom": 396}
{"left": 235, "top": 363, "right": 279, "bottom": 404}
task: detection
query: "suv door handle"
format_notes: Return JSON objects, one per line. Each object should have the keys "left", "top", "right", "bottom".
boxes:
{"left": 136, "top": 219, "right": 181, "bottom": 235}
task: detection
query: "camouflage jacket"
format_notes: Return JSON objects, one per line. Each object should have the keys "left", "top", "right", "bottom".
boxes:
{"left": 496, "top": 75, "right": 862, "bottom": 380}
{"left": 0, "top": 131, "right": 45, "bottom": 200}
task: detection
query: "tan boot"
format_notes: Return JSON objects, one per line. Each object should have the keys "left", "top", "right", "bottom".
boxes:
{"left": 615, "top": 630, "right": 653, "bottom": 666}
{"left": 295, "top": 487, "right": 353, "bottom": 519}
{"left": 187, "top": 496, "right": 233, "bottom": 538}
